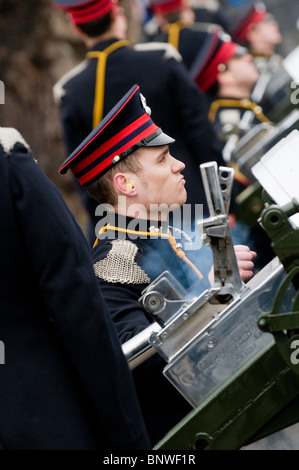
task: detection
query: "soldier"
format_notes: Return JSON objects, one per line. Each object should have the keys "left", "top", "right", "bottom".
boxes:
{"left": 52, "top": 0, "right": 224, "bottom": 244}
{"left": 229, "top": 1, "right": 291, "bottom": 120}
{"left": 229, "top": 1, "right": 282, "bottom": 58}
{"left": 59, "top": 84, "right": 257, "bottom": 445}
{"left": 194, "top": 32, "right": 266, "bottom": 149}
{"left": 0, "top": 127, "right": 151, "bottom": 450}
{"left": 194, "top": 32, "right": 275, "bottom": 268}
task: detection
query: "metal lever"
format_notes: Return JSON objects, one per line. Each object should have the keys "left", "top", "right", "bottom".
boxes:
{"left": 201, "top": 161, "right": 227, "bottom": 216}
{"left": 199, "top": 162, "right": 245, "bottom": 300}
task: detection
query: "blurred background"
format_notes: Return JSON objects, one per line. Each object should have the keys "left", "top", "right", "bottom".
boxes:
{"left": 0, "top": 0, "right": 298, "bottom": 236}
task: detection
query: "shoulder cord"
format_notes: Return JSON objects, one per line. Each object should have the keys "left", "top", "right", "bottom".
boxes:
{"left": 167, "top": 229, "right": 203, "bottom": 279}
{"left": 208, "top": 98, "right": 271, "bottom": 124}
{"left": 229, "top": 161, "right": 250, "bottom": 186}
{"left": 167, "top": 23, "right": 181, "bottom": 51}
{"left": 163, "top": 20, "right": 195, "bottom": 52}
{"left": 86, "top": 40, "right": 130, "bottom": 129}
{"left": 162, "top": 20, "right": 187, "bottom": 51}
{"left": 93, "top": 224, "right": 203, "bottom": 279}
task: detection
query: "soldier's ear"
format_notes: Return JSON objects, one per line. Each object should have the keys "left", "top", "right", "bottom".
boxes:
{"left": 218, "top": 70, "right": 233, "bottom": 86}
{"left": 113, "top": 173, "right": 137, "bottom": 196}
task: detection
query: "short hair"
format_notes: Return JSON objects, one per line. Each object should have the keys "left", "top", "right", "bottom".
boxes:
{"left": 162, "top": 10, "right": 181, "bottom": 23}
{"left": 76, "top": 11, "right": 112, "bottom": 37}
{"left": 86, "top": 149, "right": 142, "bottom": 206}
{"left": 207, "top": 80, "right": 220, "bottom": 98}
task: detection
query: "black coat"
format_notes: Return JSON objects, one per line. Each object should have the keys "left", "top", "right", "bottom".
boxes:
{"left": 0, "top": 138, "right": 151, "bottom": 450}
{"left": 147, "top": 24, "right": 213, "bottom": 70}
{"left": 54, "top": 38, "right": 224, "bottom": 240}
{"left": 208, "top": 97, "right": 271, "bottom": 146}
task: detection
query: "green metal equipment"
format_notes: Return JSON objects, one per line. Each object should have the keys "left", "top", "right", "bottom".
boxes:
{"left": 122, "top": 149, "right": 299, "bottom": 450}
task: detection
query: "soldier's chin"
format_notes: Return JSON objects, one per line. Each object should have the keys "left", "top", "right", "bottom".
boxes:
{"left": 182, "top": 190, "right": 188, "bottom": 205}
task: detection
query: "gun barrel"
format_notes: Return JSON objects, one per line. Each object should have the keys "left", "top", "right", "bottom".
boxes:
{"left": 122, "top": 323, "right": 161, "bottom": 370}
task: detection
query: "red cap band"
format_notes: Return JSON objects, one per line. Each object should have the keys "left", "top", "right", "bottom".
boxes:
{"left": 62, "top": 0, "right": 113, "bottom": 24}
{"left": 233, "top": 10, "right": 267, "bottom": 44}
{"left": 150, "top": 0, "right": 184, "bottom": 15}
{"left": 197, "top": 41, "right": 238, "bottom": 92}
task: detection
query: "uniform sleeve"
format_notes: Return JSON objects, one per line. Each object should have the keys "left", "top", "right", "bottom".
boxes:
{"left": 92, "top": 242, "right": 153, "bottom": 343}
{"left": 95, "top": 279, "right": 153, "bottom": 344}
{"left": 9, "top": 148, "right": 151, "bottom": 450}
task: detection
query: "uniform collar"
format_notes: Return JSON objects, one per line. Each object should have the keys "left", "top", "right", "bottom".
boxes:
{"left": 250, "top": 50, "right": 275, "bottom": 59}
{"left": 89, "top": 37, "right": 124, "bottom": 52}
{"left": 104, "top": 212, "right": 169, "bottom": 238}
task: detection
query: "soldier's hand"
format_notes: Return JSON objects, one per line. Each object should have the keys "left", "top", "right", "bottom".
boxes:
{"left": 234, "top": 244, "right": 257, "bottom": 282}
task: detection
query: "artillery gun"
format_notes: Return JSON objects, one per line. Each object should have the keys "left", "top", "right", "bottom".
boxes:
{"left": 122, "top": 134, "right": 299, "bottom": 449}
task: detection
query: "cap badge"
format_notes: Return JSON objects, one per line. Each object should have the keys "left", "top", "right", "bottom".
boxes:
{"left": 140, "top": 93, "right": 151, "bottom": 116}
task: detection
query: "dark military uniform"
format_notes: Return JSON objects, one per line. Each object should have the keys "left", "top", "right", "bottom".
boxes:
{"left": 208, "top": 96, "right": 271, "bottom": 145}
{"left": 54, "top": 38, "right": 224, "bottom": 241}
{"left": 0, "top": 130, "right": 150, "bottom": 450}
{"left": 91, "top": 216, "right": 212, "bottom": 445}
{"left": 145, "top": 21, "right": 213, "bottom": 70}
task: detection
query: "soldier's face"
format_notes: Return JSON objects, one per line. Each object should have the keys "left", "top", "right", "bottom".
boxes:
{"left": 113, "top": 4, "right": 128, "bottom": 39}
{"left": 132, "top": 145, "right": 187, "bottom": 213}
{"left": 227, "top": 54, "right": 259, "bottom": 88}
{"left": 251, "top": 20, "right": 282, "bottom": 48}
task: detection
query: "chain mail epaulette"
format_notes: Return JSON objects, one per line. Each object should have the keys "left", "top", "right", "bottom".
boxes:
{"left": 93, "top": 239, "right": 150, "bottom": 284}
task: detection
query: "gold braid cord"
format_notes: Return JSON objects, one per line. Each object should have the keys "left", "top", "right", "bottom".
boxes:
{"left": 86, "top": 40, "right": 130, "bottom": 128}
{"left": 94, "top": 225, "right": 203, "bottom": 283}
